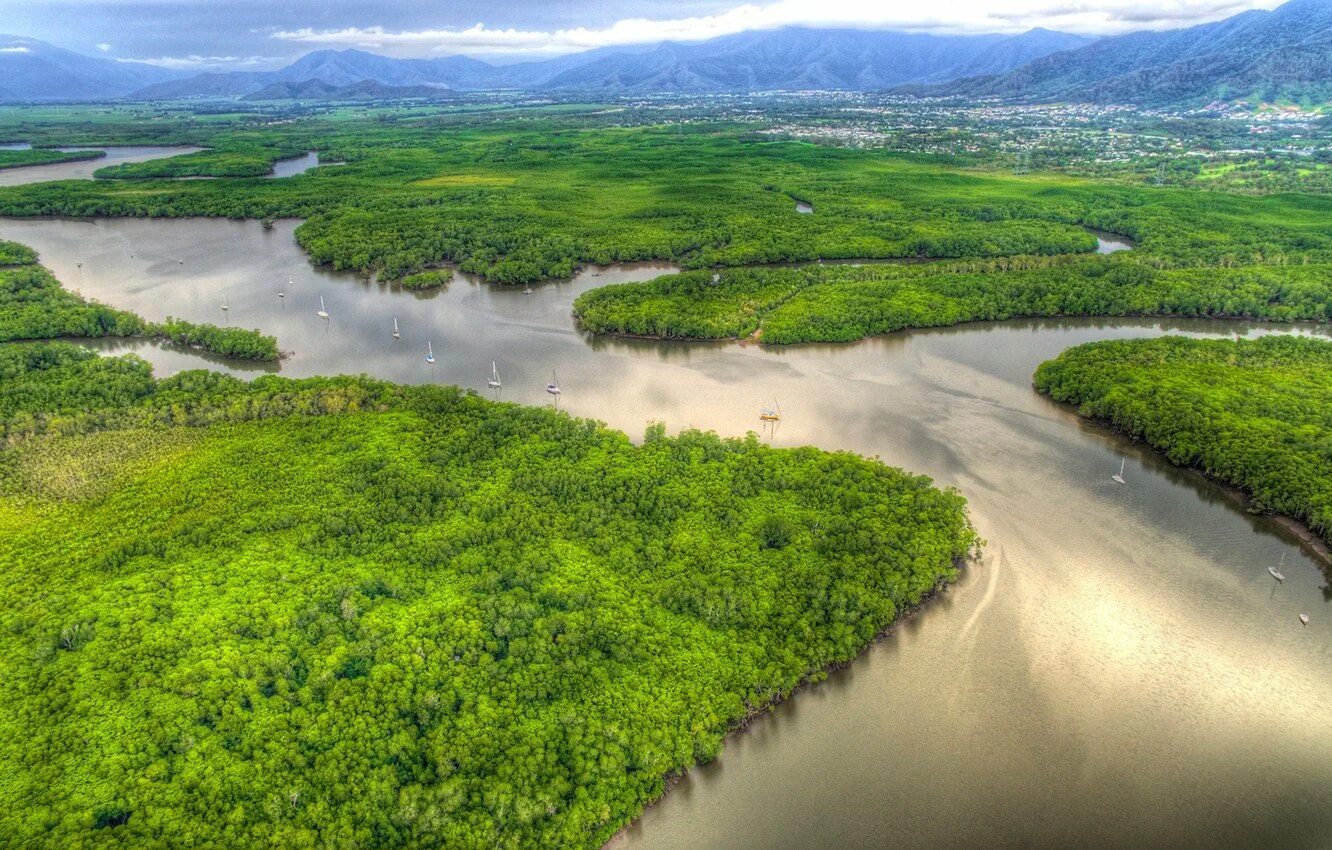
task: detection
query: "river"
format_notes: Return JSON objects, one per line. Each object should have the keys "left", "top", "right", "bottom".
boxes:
{"left": 0, "top": 210, "right": 1327, "bottom": 846}
{"left": 0, "top": 145, "right": 203, "bottom": 186}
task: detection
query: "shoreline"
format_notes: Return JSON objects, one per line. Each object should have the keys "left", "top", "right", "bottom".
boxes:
{"left": 1044, "top": 396, "right": 1332, "bottom": 581}
{"left": 600, "top": 554, "right": 975, "bottom": 848}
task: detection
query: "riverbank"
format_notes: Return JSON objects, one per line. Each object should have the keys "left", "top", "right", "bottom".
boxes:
{"left": 0, "top": 238, "right": 279, "bottom": 361}
{"left": 603, "top": 558, "right": 976, "bottom": 848}
{"left": 0, "top": 148, "right": 104, "bottom": 170}
{"left": 1035, "top": 335, "right": 1332, "bottom": 583}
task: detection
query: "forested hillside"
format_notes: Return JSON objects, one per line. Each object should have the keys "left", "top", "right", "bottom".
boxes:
{"left": 0, "top": 345, "right": 978, "bottom": 846}
{"left": 916, "top": 0, "right": 1332, "bottom": 105}
{"left": 1034, "top": 335, "right": 1332, "bottom": 544}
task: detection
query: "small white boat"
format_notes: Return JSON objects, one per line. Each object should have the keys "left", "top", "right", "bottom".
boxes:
{"left": 1112, "top": 458, "right": 1126, "bottom": 485}
{"left": 523, "top": 283, "right": 533, "bottom": 295}
{"left": 392, "top": 317, "right": 400, "bottom": 340}
{"left": 278, "top": 291, "right": 285, "bottom": 299}
{"left": 426, "top": 341, "right": 435, "bottom": 365}
{"left": 220, "top": 302, "right": 229, "bottom": 312}
{"left": 759, "top": 401, "right": 781, "bottom": 422}
{"left": 1299, "top": 613, "right": 1309, "bottom": 626}
{"left": 178, "top": 258, "right": 184, "bottom": 265}
{"left": 488, "top": 361, "right": 502, "bottom": 389}
{"left": 1269, "top": 554, "right": 1286, "bottom": 583}
{"left": 546, "top": 370, "right": 561, "bottom": 395}
{"left": 316, "top": 295, "right": 329, "bottom": 320}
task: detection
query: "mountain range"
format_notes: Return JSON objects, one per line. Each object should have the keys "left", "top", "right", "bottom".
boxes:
{"left": 129, "top": 27, "right": 1094, "bottom": 100}
{"left": 2, "top": 0, "right": 1328, "bottom": 105}
{"left": 0, "top": 35, "right": 179, "bottom": 101}
{"left": 912, "top": 0, "right": 1332, "bottom": 104}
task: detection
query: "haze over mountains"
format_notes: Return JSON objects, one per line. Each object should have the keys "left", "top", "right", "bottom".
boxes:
{"left": 915, "top": 0, "right": 1332, "bottom": 104}
{"left": 1, "top": 0, "right": 1327, "bottom": 105}
{"left": 0, "top": 35, "right": 179, "bottom": 102}
{"left": 128, "top": 27, "right": 1094, "bottom": 101}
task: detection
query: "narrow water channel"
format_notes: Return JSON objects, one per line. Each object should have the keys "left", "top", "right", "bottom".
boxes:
{"left": 0, "top": 215, "right": 1327, "bottom": 848}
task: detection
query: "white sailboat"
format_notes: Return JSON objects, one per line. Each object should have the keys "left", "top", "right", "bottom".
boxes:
{"left": 316, "top": 295, "right": 329, "bottom": 320}
{"left": 392, "top": 317, "right": 400, "bottom": 340}
{"left": 546, "top": 370, "right": 561, "bottom": 395}
{"left": 1299, "top": 613, "right": 1310, "bottom": 626}
{"left": 220, "top": 301, "right": 229, "bottom": 313}
{"left": 1112, "top": 458, "right": 1126, "bottom": 485}
{"left": 523, "top": 284, "right": 533, "bottom": 295}
{"left": 425, "top": 341, "right": 435, "bottom": 365}
{"left": 488, "top": 361, "right": 502, "bottom": 389}
{"left": 1268, "top": 553, "right": 1285, "bottom": 583}
{"left": 760, "top": 400, "right": 781, "bottom": 422}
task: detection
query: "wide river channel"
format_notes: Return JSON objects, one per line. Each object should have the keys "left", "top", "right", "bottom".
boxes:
{"left": 0, "top": 156, "right": 1328, "bottom": 848}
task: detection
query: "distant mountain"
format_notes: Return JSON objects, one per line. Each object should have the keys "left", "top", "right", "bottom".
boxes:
{"left": 538, "top": 28, "right": 1093, "bottom": 93}
{"left": 242, "top": 79, "right": 453, "bottom": 102}
{"left": 127, "top": 27, "right": 1092, "bottom": 100}
{"left": 0, "top": 34, "right": 182, "bottom": 101}
{"left": 912, "top": 0, "right": 1332, "bottom": 104}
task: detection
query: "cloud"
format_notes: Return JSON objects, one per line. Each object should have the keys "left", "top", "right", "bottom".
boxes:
{"left": 0, "top": 46, "right": 32, "bottom": 54}
{"left": 123, "top": 54, "right": 279, "bottom": 69}
{"left": 96, "top": 43, "right": 112, "bottom": 52}
{"left": 273, "top": 0, "right": 1282, "bottom": 56}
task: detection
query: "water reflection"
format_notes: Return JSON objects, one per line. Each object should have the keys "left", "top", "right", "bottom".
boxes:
{"left": 0, "top": 214, "right": 1327, "bottom": 848}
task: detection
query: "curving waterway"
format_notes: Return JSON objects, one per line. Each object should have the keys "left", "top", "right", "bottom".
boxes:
{"left": 0, "top": 145, "right": 203, "bottom": 186}
{"left": 0, "top": 212, "right": 1327, "bottom": 847}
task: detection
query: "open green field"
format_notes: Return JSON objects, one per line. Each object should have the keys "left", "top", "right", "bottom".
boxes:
{"left": 0, "top": 344, "right": 976, "bottom": 847}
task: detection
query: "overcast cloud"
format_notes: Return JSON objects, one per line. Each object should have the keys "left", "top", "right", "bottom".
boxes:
{"left": 2, "top": 0, "right": 1284, "bottom": 67}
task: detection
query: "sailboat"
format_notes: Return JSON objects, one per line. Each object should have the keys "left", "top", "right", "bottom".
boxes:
{"left": 316, "top": 295, "right": 329, "bottom": 320}
{"left": 220, "top": 300, "right": 229, "bottom": 313}
{"left": 1268, "top": 553, "right": 1286, "bottom": 583}
{"left": 426, "top": 341, "right": 435, "bottom": 365}
{"left": 523, "top": 283, "right": 534, "bottom": 295}
{"left": 546, "top": 370, "right": 561, "bottom": 395}
{"left": 1299, "top": 613, "right": 1310, "bottom": 626}
{"left": 759, "top": 400, "right": 781, "bottom": 422}
{"left": 1112, "top": 458, "right": 1126, "bottom": 485}
{"left": 392, "top": 317, "right": 400, "bottom": 340}
{"left": 488, "top": 361, "right": 502, "bottom": 389}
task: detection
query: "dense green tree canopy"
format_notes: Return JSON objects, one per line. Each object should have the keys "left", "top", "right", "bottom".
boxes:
{"left": 0, "top": 345, "right": 978, "bottom": 847}
{"left": 2, "top": 115, "right": 1329, "bottom": 289}
{"left": 574, "top": 257, "right": 1332, "bottom": 342}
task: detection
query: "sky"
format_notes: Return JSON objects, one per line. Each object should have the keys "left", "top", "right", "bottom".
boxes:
{"left": 0, "top": 0, "right": 1286, "bottom": 70}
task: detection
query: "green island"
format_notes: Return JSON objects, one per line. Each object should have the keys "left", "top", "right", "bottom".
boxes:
{"left": 0, "top": 239, "right": 279, "bottom": 360}
{"left": 1034, "top": 335, "right": 1332, "bottom": 548}
{"left": 0, "top": 343, "right": 977, "bottom": 846}
{"left": 573, "top": 257, "right": 1332, "bottom": 342}
{"left": 0, "top": 147, "right": 104, "bottom": 170}
{"left": 401, "top": 268, "right": 454, "bottom": 290}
